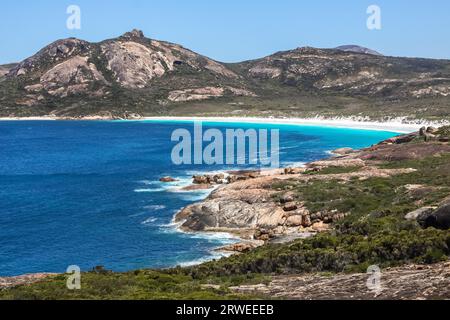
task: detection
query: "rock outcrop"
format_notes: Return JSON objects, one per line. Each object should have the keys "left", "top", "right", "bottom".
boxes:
{"left": 39, "top": 56, "right": 108, "bottom": 97}
{"left": 230, "top": 262, "right": 450, "bottom": 300}
{"left": 175, "top": 157, "right": 415, "bottom": 242}
{"left": 418, "top": 203, "right": 450, "bottom": 230}
{"left": 168, "top": 87, "right": 225, "bottom": 102}
{"left": 0, "top": 273, "right": 56, "bottom": 289}
{"left": 101, "top": 41, "right": 169, "bottom": 89}
{"left": 159, "top": 176, "right": 178, "bottom": 182}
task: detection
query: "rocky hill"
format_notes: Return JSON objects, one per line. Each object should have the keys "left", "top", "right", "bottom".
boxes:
{"left": 1, "top": 29, "right": 450, "bottom": 119}
{"left": 235, "top": 46, "right": 450, "bottom": 99}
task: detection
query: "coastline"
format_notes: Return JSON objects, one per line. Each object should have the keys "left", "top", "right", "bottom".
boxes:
{"left": 140, "top": 116, "right": 430, "bottom": 134}
{"left": 0, "top": 117, "right": 439, "bottom": 278}
{"left": 1, "top": 115, "right": 448, "bottom": 133}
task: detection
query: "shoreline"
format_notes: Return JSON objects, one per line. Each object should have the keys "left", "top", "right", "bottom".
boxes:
{"left": 140, "top": 116, "right": 431, "bottom": 134}
{"left": 0, "top": 118, "right": 439, "bottom": 279}
{"left": 1, "top": 115, "right": 448, "bottom": 133}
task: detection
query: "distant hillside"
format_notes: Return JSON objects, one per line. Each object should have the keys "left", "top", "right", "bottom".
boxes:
{"left": 0, "top": 63, "right": 17, "bottom": 78}
{"left": 335, "top": 45, "right": 382, "bottom": 56}
{"left": 1, "top": 29, "right": 449, "bottom": 120}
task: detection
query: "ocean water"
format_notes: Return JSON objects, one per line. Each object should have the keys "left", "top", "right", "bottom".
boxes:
{"left": 0, "top": 120, "right": 398, "bottom": 276}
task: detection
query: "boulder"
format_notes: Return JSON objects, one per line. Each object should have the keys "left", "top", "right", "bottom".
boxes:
{"left": 332, "top": 148, "right": 354, "bottom": 155}
{"left": 286, "top": 215, "right": 303, "bottom": 227}
{"left": 380, "top": 133, "right": 417, "bottom": 145}
{"left": 311, "top": 221, "right": 330, "bottom": 232}
{"left": 181, "top": 184, "right": 213, "bottom": 191}
{"left": 308, "top": 158, "right": 365, "bottom": 169}
{"left": 302, "top": 215, "right": 312, "bottom": 228}
{"left": 284, "top": 167, "right": 305, "bottom": 175}
{"left": 227, "top": 175, "right": 250, "bottom": 184}
{"left": 280, "top": 192, "right": 295, "bottom": 204}
{"left": 283, "top": 202, "right": 298, "bottom": 212}
{"left": 405, "top": 207, "right": 435, "bottom": 221}
{"left": 217, "top": 242, "right": 261, "bottom": 253}
{"left": 418, "top": 204, "right": 450, "bottom": 230}
{"left": 159, "top": 176, "right": 178, "bottom": 182}
{"left": 193, "top": 175, "right": 209, "bottom": 184}
{"left": 213, "top": 173, "right": 225, "bottom": 183}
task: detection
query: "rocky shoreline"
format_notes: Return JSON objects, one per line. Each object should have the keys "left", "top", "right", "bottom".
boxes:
{"left": 2, "top": 126, "right": 449, "bottom": 295}
{"left": 173, "top": 126, "right": 450, "bottom": 253}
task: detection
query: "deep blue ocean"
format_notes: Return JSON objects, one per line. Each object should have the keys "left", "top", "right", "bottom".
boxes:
{"left": 0, "top": 120, "right": 397, "bottom": 276}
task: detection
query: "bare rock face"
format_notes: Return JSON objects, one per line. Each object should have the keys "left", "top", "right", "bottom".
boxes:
{"left": 151, "top": 40, "right": 238, "bottom": 79}
{"left": 101, "top": 32, "right": 239, "bottom": 90}
{"left": 308, "top": 158, "right": 365, "bottom": 169}
{"left": 230, "top": 262, "right": 450, "bottom": 300}
{"left": 249, "top": 65, "right": 283, "bottom": 79}
{"left": 168, "top": 86, "right": 255, "bottom": 102}
{"left": 39, "top": 56, "right": 108, "bottom": 97}
{"left": 121, "top": 29, "right": 145, "bottom": 40}
{"left": 0, "top": 273, "right": 57, "bottom": 289}
{"left": 177, "top": 199, "right": 286, "bottom": 232}
{"left": 335, "top": 45, "right": 382, "bottom": 56}
{"left": 168, "top": 87, "right": 225, "bottom": 102}
{"left": 332, "top": 148, "right": 355, "bottom": 155}
{"left": 9, "top": 38, "right": 90, "bottom": 77}
{"left": 102, "top": 41, "right": 168, "bottom": 89}
{"left": 412, "top": 85, "right": 450, "bottom": 98}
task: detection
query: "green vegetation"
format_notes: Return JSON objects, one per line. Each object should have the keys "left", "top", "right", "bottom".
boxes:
{"left": 0, "top": 271, "right": 268, "bottom": 300}
{"left": 189, "top": 155, "right": 450, "bottom": 278}
{"left": 1, "top": 149, "right": 449, "bottom": 300}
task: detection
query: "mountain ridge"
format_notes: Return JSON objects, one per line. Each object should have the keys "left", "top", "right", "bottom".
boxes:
{"left": 1, "top": 29, "right": 450, "bottom": 120}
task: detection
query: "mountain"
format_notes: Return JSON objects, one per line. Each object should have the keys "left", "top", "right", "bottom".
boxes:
{"left": 237, "top": 46, "right": 450, "bottom": 98}
{"left": 1, "top": 29, "right": 450, "bottom": 120}
{"left": 335, "top": 45, "right": 382, "bottom": 56}
{"left": 0, "top": 63, "right": 17, "bottom": 78}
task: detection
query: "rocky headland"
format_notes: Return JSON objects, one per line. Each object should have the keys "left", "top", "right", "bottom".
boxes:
{"left": 2, "top": 125, "right": 450, "bottom": 299}
{"left": 175, "top": 126, "right": 450, "bottom": 252}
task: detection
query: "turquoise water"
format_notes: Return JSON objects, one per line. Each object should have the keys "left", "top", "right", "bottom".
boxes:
{"left": 0, "top": 120, "right": 397, "bottom": 276}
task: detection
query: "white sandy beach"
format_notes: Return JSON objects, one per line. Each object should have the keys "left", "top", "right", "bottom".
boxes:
{"left": 140, "top": 116, "right": 446, "bottom": 134}
{"left": 1, "top": 115, "right": 448, "bottom": 133}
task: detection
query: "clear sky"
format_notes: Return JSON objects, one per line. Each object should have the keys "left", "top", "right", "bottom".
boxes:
{"left": 1, "top": 0, "right": 449, "bottom": 64}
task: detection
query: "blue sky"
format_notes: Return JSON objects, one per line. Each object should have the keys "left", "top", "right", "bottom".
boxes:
{"left": 1, "top": 0, "right": 449, "bottom": 64}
